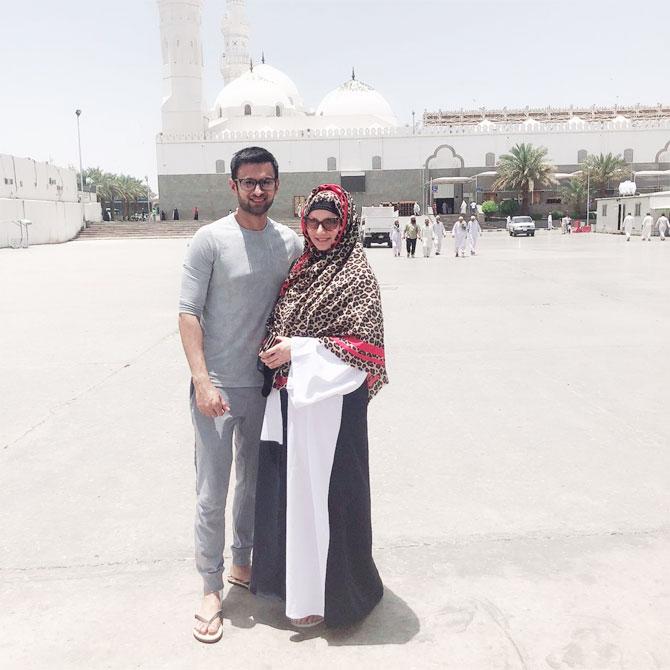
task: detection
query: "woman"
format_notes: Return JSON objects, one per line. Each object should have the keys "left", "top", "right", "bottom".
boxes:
{"left": 251, "top": 184, "right": 388, "bottom": 629}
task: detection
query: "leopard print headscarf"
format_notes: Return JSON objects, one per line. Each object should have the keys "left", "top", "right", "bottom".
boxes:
{"left": 264, "top": 184, "right": 388, "bottom": 400}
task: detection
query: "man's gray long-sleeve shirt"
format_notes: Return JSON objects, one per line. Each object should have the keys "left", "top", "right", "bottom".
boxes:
{"left": 179, "top": 214, "right": 303, "bottom": 387}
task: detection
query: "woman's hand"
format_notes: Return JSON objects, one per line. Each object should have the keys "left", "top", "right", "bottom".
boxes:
{"left": 259, "top": 336, "right": 292, "bottom": 370}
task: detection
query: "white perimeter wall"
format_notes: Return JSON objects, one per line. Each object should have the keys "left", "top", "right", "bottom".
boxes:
{"left": 157, "top": 123, "right": 670, "bottom": 176}
{"left": 0, "top": 155, "right": 99, "bottom": 248}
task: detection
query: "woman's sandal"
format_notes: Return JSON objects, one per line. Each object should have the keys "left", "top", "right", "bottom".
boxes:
{"left": 226, "top": 575, "right": 250, "bottom": 589}
{"left": 289, "top": 615, "right": 324, "bottom": 629}
{"left": 193, "top": 609, "right": 224, "bottom": 643}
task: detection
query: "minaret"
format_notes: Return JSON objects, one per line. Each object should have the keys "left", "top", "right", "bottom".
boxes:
{"left": 221, "top": 0, "right": 250, "bottom": 84}
{"left": 157, "top": 0, "right": 205, "bottom": 135}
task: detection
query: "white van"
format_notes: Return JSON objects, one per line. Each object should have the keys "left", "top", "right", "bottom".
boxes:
{"left": 361, "top": 205, "right": 398, "bottom": 248}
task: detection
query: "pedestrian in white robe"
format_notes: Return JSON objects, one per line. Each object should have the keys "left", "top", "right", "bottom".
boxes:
{"left": 467, "top": 215, "right": 482, "bottom": 255}
{"left": 547, "top": 213, "right": 553, "bottom": 230}
{"left": 656, "top": 213, "right": 669, "bottom": 241}
{"left": 452, "top": 217, "right": 468, "bottom": 257}
{"left": 419, "top": 218, "right": 433, "bottom": 257}
{"left": 433, "top": 216, "right": 445, "bottom": 255}
{"left": 461, "top": 200, "right": 468, "bottom": 215}
{"left": 413, "top": 201, "right": 421, "bottom": 216}
{"left": 390, "top": 220, "right": 402, "bottom": 256}
{"left": 623, "top": 213, "right": 634, "bottom": 241}
{"left": 641, "top": 212, "right": 653, "bottom": 241}
{"left": 506, "top": 215, "right": 512, "bottom": 230}
{"left": 561, "top": 216, "right": 568, "bottom": 234}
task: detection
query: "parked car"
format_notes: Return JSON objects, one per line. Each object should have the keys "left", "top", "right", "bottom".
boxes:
{"left": 509, "top": 216, "right": 536, "bottom": 237}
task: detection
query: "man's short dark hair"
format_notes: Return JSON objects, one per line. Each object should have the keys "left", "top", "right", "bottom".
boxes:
{"left": 230, "top": 146, "right": 279, "bottom": 180}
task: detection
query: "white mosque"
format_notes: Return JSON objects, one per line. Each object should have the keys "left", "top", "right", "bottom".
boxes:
{"left": 156, "top": 0, "right": 670, "bottom": 220}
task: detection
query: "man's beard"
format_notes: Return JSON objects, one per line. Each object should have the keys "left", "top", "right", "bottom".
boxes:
{"left": 238, "top": 194, "right": 274, "bottom": 216}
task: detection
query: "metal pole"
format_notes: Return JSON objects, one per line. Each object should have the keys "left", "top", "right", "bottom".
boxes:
{"left": 586, "top": 171, "right": 590, "bottom": 228}
{"left": 145, "top": 175, "right": 151, "bottom": 220}
{"left": 75, "top": 109, "right": 84, "bottom": 193}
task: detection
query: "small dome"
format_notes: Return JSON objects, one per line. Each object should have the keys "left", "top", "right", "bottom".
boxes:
{"left": 316, "top": 76, "right": 398, "bottom": 127}
{"left": 567, "top": 115, "right": 586, "bottom": 127}
{"left": 478, "top": 118, "right": 495, "bottom": 128}
{"left": 213, "top": 70, "right": 292, "bottom": 114}
{"left": 254, "top": 63, "right": 304, "bottom": 109}
{"left": 612, "top": 114, "right": 630, "bottom": 125}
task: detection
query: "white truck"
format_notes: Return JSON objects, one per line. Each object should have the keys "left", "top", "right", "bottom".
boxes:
{"left": 361, "top": 205, "right": 398, "bottom": 248}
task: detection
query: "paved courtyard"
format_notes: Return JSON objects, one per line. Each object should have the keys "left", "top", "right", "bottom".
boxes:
{"left": 1, "top": 230, "right": 668, "bottom": 669}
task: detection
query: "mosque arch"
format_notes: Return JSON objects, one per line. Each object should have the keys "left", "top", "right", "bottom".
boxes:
{"left": 424, "top": 144, "right": 465, "bottom": 170}
{"left": 215, "top": 159, "right": 226, "bottom": 174}
{"left": 371, "top": 155, "right": 382, "bottom": 170}
{"left": 624, "top": 148, "right": 634, "bottom": 163}
{"left": 244, "top": 104, "right": 252, "bottom": 116}
{"left": 485, "top": 152, "right": 495, "bottom": 167}
{"left": 577, "top": 149, "right": 587, "bottom": 163}
{"left": 327, "top": 156, "right": 337, "bottom": 171}
{"left": 654, "top": 139, "right": 670, "bottom": 163}
{"left": 275, "top": 104, "right": 282, "bottom": 117}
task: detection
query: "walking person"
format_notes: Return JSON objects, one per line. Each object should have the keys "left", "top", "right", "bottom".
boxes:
{"left": 173, "top": 207, "right": 180, "bottom": 221}
{"left": 252, "top": 184, "right": 387, "bottom": 629}
{"left": 623, "top": 212, "right": 634, "bottom": 241}
{"left": 561, "top": 215, "right": 568, "bottom": 234}
{"left": 452, "top": 216, "right": 468, "bottom": 257}
{"left": 403, "top": 216, "right": 419, "bottom": 257}
{"left": 433, "top": 215, "right": 445, "bottom": 255}
{"left": 467, "top": 214, "right": 482, "bottom": 255}
{"left": 547, "top": 213, "right": 553, "bottom": 230}
{"left": 193, "top": 206, "right": 199, "bottom": 221}
{"left": 420, "top": 217, "right": 434, "bottom": 257}
{"left": 641, "top": 212, "right": 653, "bottom": 241}
{"left": 179, "top": 147, "right": 303, "bottom": 644}
{"left": 390, "top": 220, "right": 402, "bottom": 256}
{"left": 656, "top": 212, "right": 669, "bottom": 241}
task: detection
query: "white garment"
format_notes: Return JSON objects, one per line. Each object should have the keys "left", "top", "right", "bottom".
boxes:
{"left": 413, "top": 202, "right": 421, "bottom": 216}
{"left": 261, "top": 337, "right": 366, "bottom": 620}
{"left": 657, "top": 215, "right": 669, "bottom": 240}
{"left": 641, "top": 215, "right": 653, "bottom": 241}
{"left": 420, "top": 225, "right": 433, "bottom": 256}
{"left": 432, "top": 221, "right": 445, "bottom": 253}
{"left": 467, "top": 218, "right": 482, "bottom": 253}
{"left": 390, "top": 226, "right": 402, "bottom": 255}
{"left": 461, "top": 200, "right": 468, "bottom": 214}
{"left": 452, "top": 222, "right": 468, "bottom": 255}
{"left": 547, "top": 214, "right": 553, "bottom": 230}
{"left": 623, "top": 214, "right": 634, "bottom": 240}
{"left": 506, "top": 215, "right": 512, "bottom": 230}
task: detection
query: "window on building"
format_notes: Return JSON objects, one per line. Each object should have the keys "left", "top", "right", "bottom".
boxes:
{"left": 577, "top": 149, "right": 587, "bottom": 163}
{"left": 634, "top": 203, "right": 641, "bottom": 216}
{"left": 215, "top": 159, "right": 226, "bottom": 174}
{"left": 244, "top": 104, "right": 252, "bottom": 116}
{"left": 327, "top": 156, "right": 337, "bottom": 171}
{"left": 275, "top": 105, "right": 282, "bottom": 117}
{"left": 485, "top": 152, "right": 495, "bottom": 167}
{"left": 218, "top": 107, "right": 223, "bottom": 118}
{"left": 371, "top": 155, "right": 382, "bottom": 170}
{"left": 624, "top": 148, "right": 634, "bottom": 163}
{"left": 602, "top": 204, "right": 607, "bottom": 216}
{"left": 341, "top": 175, "right": 366, "bottom": 192}
{"left": 547, "top": 197, "right": 562, "bottom": 204}
{"left": 532, "top": 191, "right": 542, "bottom": 205}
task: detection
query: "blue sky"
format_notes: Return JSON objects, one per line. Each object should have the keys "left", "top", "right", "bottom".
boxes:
{"left": 1, "top": 0, "right": 668, "bottom": 188}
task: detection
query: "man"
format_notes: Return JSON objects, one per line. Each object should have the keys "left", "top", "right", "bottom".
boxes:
{"left": 179, "top": 146, "right": 303, "bottom": 643}
{"left": 467, "top": 215, "right": 482, "bottom": 255}
{"left": 452, "top": 216, "right": 468, "bottom": 257}
{"left": 641, "top": 211, "right": 653, "bottom": 241}
{"left": 656, "top": 212, "right": 669, "bottom": 241}
{"left": 547, "top": 213, "right": 553, "bottom": 230}
{"left": 419, "top": 217, "right": 434, "bottom": 257}
{"left": 403, "top": 216, "right": 419, "bottom": 257}
{"left": 433, "top": 215, "right": 445, "bottom": 255}
{"left": 623, "top": 211, "right": 634, "bottom": 241}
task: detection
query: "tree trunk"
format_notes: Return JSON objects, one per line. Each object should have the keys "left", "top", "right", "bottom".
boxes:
{"left": 521, "top": 185, "right": 529, "bottom": 215}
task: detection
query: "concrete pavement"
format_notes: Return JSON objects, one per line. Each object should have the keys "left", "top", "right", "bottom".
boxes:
{"left": 1, "top": 230, "right": 668, "bottom": 669}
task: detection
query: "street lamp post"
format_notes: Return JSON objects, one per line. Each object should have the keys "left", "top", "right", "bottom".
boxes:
{"left": 145, "top": 175, "right": 151, "bottom": 221}
{"left": 75, "top": 110, "right": 84, "bottom": 193}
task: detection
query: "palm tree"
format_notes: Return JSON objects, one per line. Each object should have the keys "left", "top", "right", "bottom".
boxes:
{"left": 580, "top": 153, "right": 630, "bottom": 198}
{"left": 493, "top": 143, "right": 556, "bottom": 214}
{"left": 560, "top": 178, "right": 587, "bottom": 217}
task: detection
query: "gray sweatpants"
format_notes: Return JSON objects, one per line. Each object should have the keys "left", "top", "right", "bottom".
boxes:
{"left": 191, "top": 385, "right": 266, "bottom": 593}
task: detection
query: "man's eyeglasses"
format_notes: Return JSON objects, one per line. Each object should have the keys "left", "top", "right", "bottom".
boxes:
{"left": 235, "top": 178, "right": 277, "bottom": 192}
{"left": 304, "top": 217, "right": 341, "bottom": 231}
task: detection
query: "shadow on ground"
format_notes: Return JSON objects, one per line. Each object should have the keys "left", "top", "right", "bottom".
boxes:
{"left": 221, "top": 585, "right": 420, "bottom": 646}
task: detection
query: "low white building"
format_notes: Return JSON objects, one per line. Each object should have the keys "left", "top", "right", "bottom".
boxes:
{"left": 595, "top": 191, "right": 670, "bottom": 235}
{"left": 0, "top": 154, "right": 100, "bottom": 248}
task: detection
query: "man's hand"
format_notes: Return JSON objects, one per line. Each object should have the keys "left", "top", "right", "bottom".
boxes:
{"left": 194, "top": 380, "right": 230, "bottom": 417}
{"left": 259, "top": 336, "right": 292, "bottom": 370}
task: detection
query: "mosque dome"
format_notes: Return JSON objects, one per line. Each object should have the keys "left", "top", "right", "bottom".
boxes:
{"left": 212, "top": 69, "right": 295, "bottom": 121}
{"left": 316, "top": 73, "right": 399, "bottom": 127}
{"left": 254, "top": 62, "right": 304, "bottom": 110}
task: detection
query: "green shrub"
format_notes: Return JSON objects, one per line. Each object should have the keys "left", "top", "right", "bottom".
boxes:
{"left": 551, "top": 210, "right": 564, "bottom": 219}
{"left": 481, "top": 200, "right": 498, "bottom": 214}
{"left": 499, "top": 199, "right": 519, "bottom": 216}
